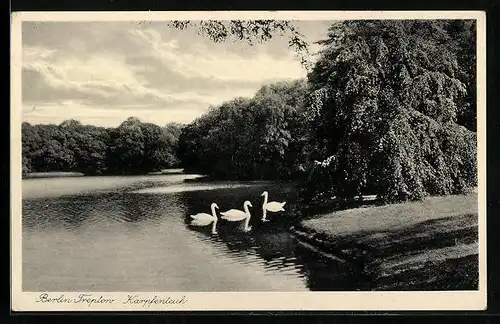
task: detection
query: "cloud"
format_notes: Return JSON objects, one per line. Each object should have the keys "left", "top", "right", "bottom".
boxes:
{"left": 127, "top": 28, "right": 306, "bottom": 83}
{"left": 22, "top": 48, "right": 217, "bottom": 108}
{"left": 23, "top": 45, "right": 57, "bottom": 62}
{"left": 20, "top": 21, "right": 328, "bottom": 126}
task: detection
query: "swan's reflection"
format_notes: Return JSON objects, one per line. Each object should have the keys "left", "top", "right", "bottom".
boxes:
{"left": 179, "top": 183, "right": 375, "bottom": 290}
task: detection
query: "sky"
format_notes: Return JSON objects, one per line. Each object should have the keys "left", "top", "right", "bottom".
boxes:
{"left": 21, "top": 20, "right": 332, "bottom": 127}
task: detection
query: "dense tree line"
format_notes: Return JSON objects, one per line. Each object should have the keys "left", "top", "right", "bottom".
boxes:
{"left": 22, "top": 118, "right": 183, "bottom": 176}
{"left": 177, "top": 20, "right": 477, "bottom": 203}
{"left": 177, "top": 80, "right": 314, "bottom": 180}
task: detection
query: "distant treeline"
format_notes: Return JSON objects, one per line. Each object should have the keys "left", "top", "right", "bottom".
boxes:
{"left": 22, "top": 118, "right": 183, "bottom": 176}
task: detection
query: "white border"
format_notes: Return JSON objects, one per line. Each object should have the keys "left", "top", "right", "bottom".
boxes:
{"left": 10, "top": 10, "right": 487, "bottom": 312}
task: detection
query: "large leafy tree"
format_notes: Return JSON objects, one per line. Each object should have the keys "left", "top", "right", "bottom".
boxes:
{"left": 59, "top": 119, "right": 109, "bottom": 175}
{"left": 107, "top": 117, "right": 147, "bottom": 174}
{"left": 139, "top": 122, "right": 182, "bottom": 172}
{"left": 251, "top": 80, "right": 312, "bottom": 178}
{"left": 176, "top": 80, "right": 311, "bottom": 180}
{"left": 304, "top": 20, "right": 477, "bottom": 203}
{"left": 25, "top": 123, "right": 76, "bottom": 172}
{"left": 177, "top": 98, "right": 252, "bottom": 178}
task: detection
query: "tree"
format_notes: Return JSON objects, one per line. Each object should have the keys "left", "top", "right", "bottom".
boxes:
{"left": 55, "top": 119, "right": 109, "bottom": 175}
{"left": 107, "top": 117, "right": 146, "bottom": 175}
{"left": 251, "top": 79, "right": 311, "bottom": 178}
{"left": 25, "top": 123, "right": 75, "bottom": 172}
{"left": 22, "top": 122, "right": 39, "bottom": 175}
{"left": 160, "top": 123, "right": 185, "bottom": 168}
{"left": 139, "top": 122, "right": 181, "bottom": 171}
{"left": 164, "top": 123, "right": 184, "bottom": 147}
{"left": 176, "top": 80, "right": 311, "bottom": 180}
{"left": 302, "top": 20, "right": 477, "bottom": 203}
{"left": 22, "top": 155, "right": 31, "bottom": 175}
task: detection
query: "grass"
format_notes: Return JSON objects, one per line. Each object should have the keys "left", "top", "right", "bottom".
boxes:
{"left": 300, "top": 192, "right": 477, "bottom": 237}
{"left": 291, "top": 191, "right": 479, "bottom": 290}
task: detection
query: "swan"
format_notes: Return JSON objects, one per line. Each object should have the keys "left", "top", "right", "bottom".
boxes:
{"left": 220, "top": 201, "right": 253, "bottom": 232}
{"left": 261, "top": 191, "right": 286, "bottom": 222}
{"left": 189, "top": 203, "right": 219, "bottom": 234}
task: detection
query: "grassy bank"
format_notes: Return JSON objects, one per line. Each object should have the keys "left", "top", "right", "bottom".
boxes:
{"left": 290, "top": 192, "right": 479, "bottom": 290}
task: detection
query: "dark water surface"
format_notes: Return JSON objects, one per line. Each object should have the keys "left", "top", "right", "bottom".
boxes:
{"left": 22, "top": 174, "right": 359, "bottom": 292}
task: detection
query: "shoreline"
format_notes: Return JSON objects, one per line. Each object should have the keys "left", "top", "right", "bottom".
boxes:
{"left": 289, "top": 192, "right": 479, "bottom": 290}
{"left": 23, "top": 169, "right": 185, "bottom": 179}
{"left": 23, "top": 172, "right": 86, "bottom": 179}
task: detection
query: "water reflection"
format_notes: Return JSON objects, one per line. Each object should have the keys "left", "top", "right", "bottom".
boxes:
{"left": 178, "top": 183, "right": 365, "bottom": 289}
{"left": 22, "top": 175, "right": 368, "bottom": 291}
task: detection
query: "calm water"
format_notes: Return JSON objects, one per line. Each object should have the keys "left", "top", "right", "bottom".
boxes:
{"left": 22, "top": 173, "right": 360, "bottom": 292}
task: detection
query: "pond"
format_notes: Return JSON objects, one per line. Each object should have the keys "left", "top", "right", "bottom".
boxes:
{"left": 22, "top": 173, "right": 362, "bottom": 292}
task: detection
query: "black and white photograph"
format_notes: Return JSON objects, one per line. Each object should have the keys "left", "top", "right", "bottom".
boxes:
{"left": 11, "top": 11, "right": 486, "bottom": 311}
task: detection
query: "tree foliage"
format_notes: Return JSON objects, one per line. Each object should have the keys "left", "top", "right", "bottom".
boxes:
{"left": 301, "top": 20, "right": 477, "bottom": 203}
{"left": 177, "top": 79, "right": 313, "bottom": 180}
{"left": 168, "top": 20, "right": 312, "bottom": 68}
{"left": 22, "top": 118, "right": 183, "bottom": 176}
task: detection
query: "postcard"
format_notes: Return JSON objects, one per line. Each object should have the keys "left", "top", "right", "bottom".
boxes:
{"left": 11, "top": 10, "right": 487, "bottom": 311}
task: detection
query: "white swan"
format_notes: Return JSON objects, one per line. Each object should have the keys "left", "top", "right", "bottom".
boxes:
{"left": 189, "top": 203, "right": 219, "bottom": 234}
{"left": 261, "top": 191, "right": 286, "bottom": 222}
{"left": 220, "top": 201, "right": 253, "bottom": 232}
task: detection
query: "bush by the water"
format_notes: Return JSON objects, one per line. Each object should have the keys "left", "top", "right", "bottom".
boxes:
{"left": 22, "top": 118, "right": 183, "bottom": 176}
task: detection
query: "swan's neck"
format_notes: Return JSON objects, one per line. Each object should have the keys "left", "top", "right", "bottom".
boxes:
{"left": 243, "top": 204, "right": 251, "bottom": 221}
{"left": 211, "top": 217, "right": 217, "bottom": 233}
{"left": 262, "top": 194, "right": 268, "bottom": 222}
{"left": 210, "top": 205, "right": 218, "bottom": 232}
{"left": 244, "top": 209, "right": 251, "bottom": 229}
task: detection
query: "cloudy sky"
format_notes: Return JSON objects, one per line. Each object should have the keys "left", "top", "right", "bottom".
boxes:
{"left": 21, "top": 20, "right": 332, "bottom": 127}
